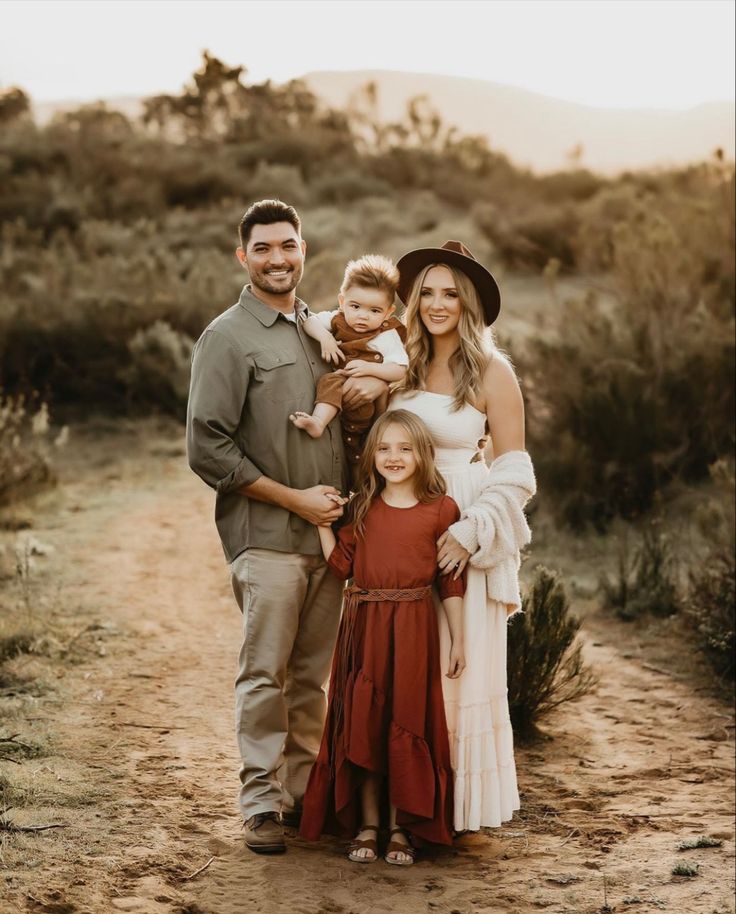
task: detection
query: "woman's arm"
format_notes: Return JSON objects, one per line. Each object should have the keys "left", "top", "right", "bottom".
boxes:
{"left": 438, "top": 355, "right": 526, "bottom": 574}
{"left": 440, "top": 596, "right": 465, "bottom": 679}
{"left": 482, "top": 354, "right": 525, "bottom": 456}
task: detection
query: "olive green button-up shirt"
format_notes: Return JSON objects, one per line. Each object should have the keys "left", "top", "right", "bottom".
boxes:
{"left": 186, "top": 285, "right": 346, "bottom": 562}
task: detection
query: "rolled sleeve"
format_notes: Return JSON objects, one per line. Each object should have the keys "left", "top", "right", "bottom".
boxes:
{"left": 313, "top": 309, "right": 338, "bottom": 331}
{"left": 186, "top": 329, "right": 262, "bottom": 493}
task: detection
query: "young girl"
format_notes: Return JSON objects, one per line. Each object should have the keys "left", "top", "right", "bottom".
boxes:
{"left": 299, "top": 410, "right": 466, "bottom": 866}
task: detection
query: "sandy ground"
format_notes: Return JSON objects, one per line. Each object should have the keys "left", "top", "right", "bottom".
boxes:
{"left": 1, "top": 421, "right": 734, "bottom": 914}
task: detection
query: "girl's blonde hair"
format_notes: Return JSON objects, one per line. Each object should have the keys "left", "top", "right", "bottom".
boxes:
{"left": 398, "top": 263, "right": 494, "bottom": 411}
{"left": 350, "top": 410, "right": 446, "bottom": 536}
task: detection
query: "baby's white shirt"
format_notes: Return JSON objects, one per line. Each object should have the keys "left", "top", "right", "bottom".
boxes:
{"left": 313, "top": 309, "right": 408, "bottom": 366}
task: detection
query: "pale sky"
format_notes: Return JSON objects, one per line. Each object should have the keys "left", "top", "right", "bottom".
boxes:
{"left": 1, "top": 0, "right": 734, "bottom": 110}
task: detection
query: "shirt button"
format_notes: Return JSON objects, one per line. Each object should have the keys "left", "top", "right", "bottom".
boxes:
{"left": 374, "top": 355, "right": 380, "bottom": 360}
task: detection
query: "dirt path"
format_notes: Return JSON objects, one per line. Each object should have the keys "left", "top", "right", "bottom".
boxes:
{"left": 2, "top": 424, "right": 734, "bottom": 914}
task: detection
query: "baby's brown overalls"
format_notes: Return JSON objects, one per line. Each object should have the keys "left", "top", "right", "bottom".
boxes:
{"left": 316, "top": 312, "right": 406, "bottom": 488}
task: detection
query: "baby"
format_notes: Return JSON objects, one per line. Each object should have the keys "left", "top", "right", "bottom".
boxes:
{"left": 289, "top": 254, "right": 408, "bottom": 484}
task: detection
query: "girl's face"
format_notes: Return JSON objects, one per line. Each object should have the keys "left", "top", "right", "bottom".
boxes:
{"left": 418, "top": 265, "right": 462, "bottom": 338}
{"left": 374, "top": 422, "right": 418, "bottom": 486}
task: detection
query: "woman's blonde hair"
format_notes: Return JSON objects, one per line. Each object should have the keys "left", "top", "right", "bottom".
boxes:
{"left": 349, "top": 409, "right": 446, "bottom": 536}
{"left": 398, "top": 263, "right": 494, "bottom": 411}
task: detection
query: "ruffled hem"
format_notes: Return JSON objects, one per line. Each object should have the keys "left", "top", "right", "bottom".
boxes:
{"left": 445, "top": 695, "right": 519, "bottom": 832}
{"left": 300, "top": 670, "right": 455, "bottom": 845}
{"left": 300, "top": 734, "right": 455, "bottom": 845}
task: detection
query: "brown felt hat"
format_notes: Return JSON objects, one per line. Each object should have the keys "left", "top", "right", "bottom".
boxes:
{"left": 396, "top": 240, "right": 501, "bottom": 326}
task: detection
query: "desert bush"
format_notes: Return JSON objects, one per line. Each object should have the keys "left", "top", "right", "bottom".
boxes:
{"left": 684, "top": 550, "right": 735, "bottom": 681}
{"left": 125, "top": 321, "right": 194, "bottom": 415}
{"left": 599, "top": 524, "right": 681, "bottom": 620}
{"left": 520, "top": 183, "right": 735, "bottom": 526}
{"left": 507, "top": 566, "right": 596, "bottom": 739}
{"left": 475, "top": 202, "right": 580, "bottom": 270}
{"left": 0, "top": 396, "right": 62, "bottom": 505}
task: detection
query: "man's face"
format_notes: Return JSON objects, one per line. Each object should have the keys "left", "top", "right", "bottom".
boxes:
{"left": 238, "top": 222, "right": 306, "bottom": 296}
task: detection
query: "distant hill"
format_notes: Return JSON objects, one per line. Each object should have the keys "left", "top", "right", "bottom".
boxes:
{"left": 304, "top": 70, "right": 735, "bottom": 175}
{"left": 32, "top": 70, "right": 735, "bottom": 176}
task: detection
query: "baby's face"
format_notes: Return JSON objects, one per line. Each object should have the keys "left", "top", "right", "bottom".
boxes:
{"left": 339, "top": 286, "right": 394, "bottom": 334}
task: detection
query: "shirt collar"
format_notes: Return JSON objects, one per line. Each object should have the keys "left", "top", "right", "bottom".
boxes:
{"left": 238, "top": 285, "right": 307, "bottom": 327}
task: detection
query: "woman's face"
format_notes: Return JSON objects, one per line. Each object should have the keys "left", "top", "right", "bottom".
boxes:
{"left": 418, "top": 265, "right": 462, "bottom": 338}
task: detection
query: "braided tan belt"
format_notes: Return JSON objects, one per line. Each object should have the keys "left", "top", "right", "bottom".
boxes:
{"left": 343, "top": 583, "right": 433, "bottom": 610}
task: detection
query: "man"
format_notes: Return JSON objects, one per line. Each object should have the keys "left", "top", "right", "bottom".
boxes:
{"left": 186, "top": 199, "right": 387, "bottom": 854}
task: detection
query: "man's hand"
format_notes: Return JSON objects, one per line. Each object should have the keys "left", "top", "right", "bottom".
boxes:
{"left": 321, "top": 337, "right": 345, "bottom": 366}
{"left": 291, "top": 485, "right": 347, "bottom": 525}
{"left": 437, "top": 530, "right": 471, "bottom": 579}
{"left": 337, "top": 359, "right": 373, "bottom": 378}
{"left": 342, "top": 376, "right": 388, "bottom": 409}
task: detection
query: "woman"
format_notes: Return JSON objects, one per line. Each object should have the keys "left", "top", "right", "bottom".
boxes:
{"left": 389, "top": 240, "right": 536, "bottom": 832}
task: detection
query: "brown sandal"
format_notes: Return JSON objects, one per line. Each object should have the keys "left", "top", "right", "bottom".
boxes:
{"left": 348, "top": 824, "right": 379, "bottom": 863}
{"left": 385, "top": 826, "right": 416, "bottom": 866}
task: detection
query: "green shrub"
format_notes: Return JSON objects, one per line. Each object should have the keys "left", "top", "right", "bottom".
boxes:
{"left": 125, "top": 321, "right": 193, "bottom": 416}
{"left": 0, "top": 396, "right": 59, "bottom": 505}
{"left": 671, "top": 861, "right": 699, "bottom": 877}
{"left": 507, "top": 566, "right": 596, "bottom": 739}
{"left": 677, "top": 836, "right": 723, "bottom": 850}
{"left": 685, "top": 550, "right": 735, "bottom": 681}
{"left": 519, "top": 191, "right": 735, "bottom": 527}
{"left": 599, "top": 524, "right": 681, "bottom": 620}
{"left": 476, "top": 202, "right": 580, "bottom": 270}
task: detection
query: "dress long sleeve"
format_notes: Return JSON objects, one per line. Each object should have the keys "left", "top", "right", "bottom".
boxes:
{"left": 326, "top": 522, "right": 357, "bottom": 581}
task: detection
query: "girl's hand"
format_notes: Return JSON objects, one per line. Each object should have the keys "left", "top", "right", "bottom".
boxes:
{"left": 321, "top": 337, "right": 345, "bottom": 365}
{"left": 446, "top": 641, "right": 466, "bottom": 679}
{"left": 437, "top": 531, "right": 471, "bottom": 579}
{"left": 337, "top": 359, "right": 372, "bottom": 378}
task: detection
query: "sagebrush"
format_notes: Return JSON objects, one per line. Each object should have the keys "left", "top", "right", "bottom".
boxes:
{"left": 507, "top": 566, "right": 595, "bottom": 739}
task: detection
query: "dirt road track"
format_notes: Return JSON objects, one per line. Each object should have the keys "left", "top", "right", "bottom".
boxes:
{"left": 3, "top": 428, "right": 734, "bottom": 914}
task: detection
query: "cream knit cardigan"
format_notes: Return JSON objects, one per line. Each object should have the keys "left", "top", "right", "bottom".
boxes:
{"left": 447, "top": 449, "right": 536, "bottom": 616}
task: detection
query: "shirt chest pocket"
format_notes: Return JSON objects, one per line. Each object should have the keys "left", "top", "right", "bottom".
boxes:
{"left": 251, "top": 349, "right": 301, "bottom": 402}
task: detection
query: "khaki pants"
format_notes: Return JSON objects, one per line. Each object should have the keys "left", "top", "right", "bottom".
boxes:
{"left": 230, "top": 548, "right": 343, "bottom": 821}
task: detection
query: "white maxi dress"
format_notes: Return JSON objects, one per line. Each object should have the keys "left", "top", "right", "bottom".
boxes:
{"left": 390, "top": 390, "right": 519, "bottom": 831}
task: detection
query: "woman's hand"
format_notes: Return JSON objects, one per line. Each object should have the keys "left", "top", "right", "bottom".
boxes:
{"left": 437, "top": 531, "right": 471, "bottom": 579}
{"left": 446, "top": 640, "right": 466, "bottom": 679}
{"left": 337, "top": 359, "right": 372, "bottom": 378}
{"left": 321, "top": 337, "right": 345, "bottom": 366}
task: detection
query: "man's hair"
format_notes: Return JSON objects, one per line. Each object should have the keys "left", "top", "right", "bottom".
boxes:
{"left": 340, "top": 254, "right": 399, "bottom": 302}
{"left": 238, "top": 199, "right": 301, "bottom": 248}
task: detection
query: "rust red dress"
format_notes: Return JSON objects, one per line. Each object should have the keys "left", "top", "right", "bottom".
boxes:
{"left": 300, "top": 495, "right": 466, "bottom": 847}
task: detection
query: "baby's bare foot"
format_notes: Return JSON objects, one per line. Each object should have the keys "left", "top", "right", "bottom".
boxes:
{"left": 289, "top": 411, "right": 325, "bottom": 438}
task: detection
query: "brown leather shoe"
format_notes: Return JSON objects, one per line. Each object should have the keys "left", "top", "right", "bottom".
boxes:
{"left": 244, "top": 812, "right": 286, "bottom": 854}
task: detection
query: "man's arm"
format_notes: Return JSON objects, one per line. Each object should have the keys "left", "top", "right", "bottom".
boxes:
{"left": 239, "top": 476, "right": 346, "bottom": 526}
{"left": 301, "top": 315, "right": 345, "bottom": 366}
{"left": 187, "top": 329, "right": 263, "bottom": 494}
{"left": 187, "top": 330, "right": 346, "bottom": 524}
